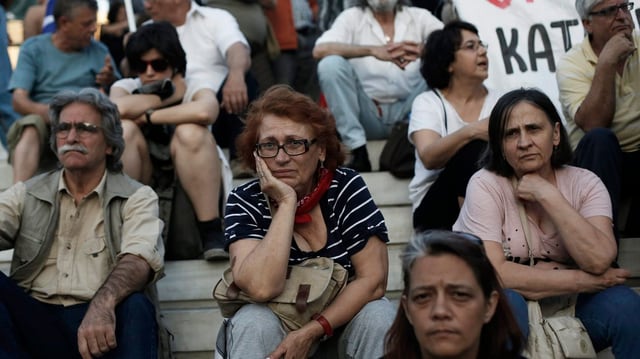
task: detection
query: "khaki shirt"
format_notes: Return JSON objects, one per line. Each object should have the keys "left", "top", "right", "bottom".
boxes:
{"left": 0, "top": 170, "right": 164, "bottom": 306}
{"left": 557, "top": 31, "right": 640, "bottom": 152}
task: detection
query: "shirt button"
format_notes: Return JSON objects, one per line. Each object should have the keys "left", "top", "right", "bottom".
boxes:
{"left": 63, "top": 273, "right": 69, "bottom": 278}
{"left": 66, "top": 244, "right": 72, "bottom": 250}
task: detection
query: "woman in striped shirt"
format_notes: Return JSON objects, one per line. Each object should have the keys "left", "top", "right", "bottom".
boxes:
{"left": 218, "top": 85, "right": 396, "bottom": 359}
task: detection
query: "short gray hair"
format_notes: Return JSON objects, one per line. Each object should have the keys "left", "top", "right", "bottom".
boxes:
{"left": 575, "top": 0, "right": 605, "bottom": 19}
{"left": 49, "top": 88, "right": 124, "bottom": 172}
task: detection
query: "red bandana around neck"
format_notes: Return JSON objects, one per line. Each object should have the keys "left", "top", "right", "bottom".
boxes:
{"left": 294, "top": 168, "right": 334, "bottom": 224}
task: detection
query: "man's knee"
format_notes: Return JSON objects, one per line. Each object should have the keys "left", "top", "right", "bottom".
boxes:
{"left": 7, "top": 114, "right": 48, "bottom": 153}
{"left": 578, "top": 128, "right": 619, "bottom": 151}
{"left": 116, "top": 292, "right": 156, "bottom": 327}
{"left": 317, "top": 55, "right": 352, "bottom": 80}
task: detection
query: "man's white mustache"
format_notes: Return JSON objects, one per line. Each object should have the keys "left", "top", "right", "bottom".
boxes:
{"left": 58, "top": 144, "right": 89, "bottom": 155}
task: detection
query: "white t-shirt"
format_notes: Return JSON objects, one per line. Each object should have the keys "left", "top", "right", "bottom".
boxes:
{"left": 407, "top": 88, "right": 501, "bottom": 210}
{"left": 315, "top": 6, "right": 442, "bottom": 103}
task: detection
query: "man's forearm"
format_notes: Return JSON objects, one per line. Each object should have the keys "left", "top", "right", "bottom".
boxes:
{"left": 574, "top": 64, "right": 618, "bottom": 130}
{"left": 91, "top": 254, "right": 152, "bottom": 309}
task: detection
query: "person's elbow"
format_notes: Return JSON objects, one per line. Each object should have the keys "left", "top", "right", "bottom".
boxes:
{"left": 361, "top": 272, "right": 388, "bottom": 301}
{"left": 370, "top": 280, "right": 386, "bottom": 300}
{"left": 579, "top": 240, "right": 617, "bottom": 275}
{"left": 195, "top": 107, "right": 217, "bottom": 125}
{"left": 580, "top": 257, "right": 615, "bottom": 276}
{"left": 312, "top": 45, "right": 327, "bottom": 59}
{"left": 235, "top": 278, "right": 285, "bottom": 302}
{"left": 12, "top": 94, "right": 28, "bottom": 115}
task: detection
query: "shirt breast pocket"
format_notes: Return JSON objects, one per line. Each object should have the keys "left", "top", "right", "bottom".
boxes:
{"left": 82, "top": 236, "right": 107, "bottom": 259}
{"left": 13, "top": 231, "right": 43, "bottom": 266}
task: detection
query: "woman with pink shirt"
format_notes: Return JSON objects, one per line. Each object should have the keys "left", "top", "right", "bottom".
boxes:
{"left": 453, "top": 88, "right": 640, "bottom": 358}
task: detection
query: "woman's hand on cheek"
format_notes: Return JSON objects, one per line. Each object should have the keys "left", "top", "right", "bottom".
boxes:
{"left": 254, "top": 152, "right": 297, "bottom": 206}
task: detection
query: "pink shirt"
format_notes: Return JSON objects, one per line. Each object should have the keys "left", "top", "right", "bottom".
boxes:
{"left": 453, "top": 166, "right": 611, "bottom": 264}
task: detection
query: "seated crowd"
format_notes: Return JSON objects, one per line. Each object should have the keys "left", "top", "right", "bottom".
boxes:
{"left": 1, "top": 0, "right": 639, "bottom": 358}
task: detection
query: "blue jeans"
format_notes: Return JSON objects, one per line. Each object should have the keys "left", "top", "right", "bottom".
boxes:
{"left": 0, "top": 272, "right": 158, "bottom": 359}
{"left": 506, "top": 285, "right": 640, "bottom": 358}
{"left": 219, "top": 298, "right": 396, "bottom": 358}
{"left": 572, "top": 128, "right": 640, "bottom": 237}
{"left": 317, "top": 55, "right": 427, "bottom": 150}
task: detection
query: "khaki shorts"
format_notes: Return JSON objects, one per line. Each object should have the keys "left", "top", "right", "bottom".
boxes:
{"left": 6, "top": 114, "right": 58, "bottom": 170}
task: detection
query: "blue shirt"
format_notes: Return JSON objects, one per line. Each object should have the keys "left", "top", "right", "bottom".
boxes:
{"left": 9, "top": 34, "right": 118, "bottom": 104}
{"left": 0, "top": 6, "right": 18, "bottom": 145}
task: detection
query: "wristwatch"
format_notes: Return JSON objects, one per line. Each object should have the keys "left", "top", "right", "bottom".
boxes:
{"left": 145, "top": 109, "right": 154, "bottom": 125}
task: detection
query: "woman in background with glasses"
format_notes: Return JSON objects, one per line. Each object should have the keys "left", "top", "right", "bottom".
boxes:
{"left": 219, "top": 85, "right": 396, "bottom": 358}
{"left": 454, "top": 88, "right": 640, "bottom": 357}
{"left": 384, "top": 230, "right": 524, "bottom": 359}
{"left": 410, "top": 21, "right": 499, "bottom": 231}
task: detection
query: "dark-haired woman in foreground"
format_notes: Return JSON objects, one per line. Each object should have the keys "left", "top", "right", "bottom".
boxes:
{"left": 384, "top": 230, "right": 523, "bottom": 359}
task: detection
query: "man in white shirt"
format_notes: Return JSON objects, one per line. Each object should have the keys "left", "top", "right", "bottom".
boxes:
{"left": 313, "top": 0, "right": 442, "bottom": 171}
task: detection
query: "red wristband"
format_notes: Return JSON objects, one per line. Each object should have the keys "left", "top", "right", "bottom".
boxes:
{"left": 312, "top": 313, "right": 333, "bottom": 338}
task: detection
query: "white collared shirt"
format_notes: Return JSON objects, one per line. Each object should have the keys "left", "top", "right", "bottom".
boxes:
{"left": 315, "top": 6, "right": 442, "bottom": 103}
{"left": 174, "top": 2, "right": 249, "bottom": 96}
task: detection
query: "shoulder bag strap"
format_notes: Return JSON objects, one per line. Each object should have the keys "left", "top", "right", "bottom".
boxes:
{"left": 432, "top": 89, "right": 448, "bottom": 132}
{"left": 512, "top": 177, "right": 535, "bottom": 267}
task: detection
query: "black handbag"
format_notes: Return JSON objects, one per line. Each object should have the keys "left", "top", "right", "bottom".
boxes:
{"left": 379, "top": 120, "right": 415, "bottom": 179}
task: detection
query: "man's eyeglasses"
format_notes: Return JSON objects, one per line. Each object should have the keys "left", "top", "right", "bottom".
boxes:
{"left": 458, "top": 40, "right": 488, "bottom": 52}
{"left": 54, "top": 122, "right": 102, "bottom": 139}
{"left": 130, "top": 58, "right": 170, "bottom": 74}
{"left": 255, "top": 139, "right": 317, "bottom": 158}
{"left": 589, "top": 2, "right": 634, "bottom": 17}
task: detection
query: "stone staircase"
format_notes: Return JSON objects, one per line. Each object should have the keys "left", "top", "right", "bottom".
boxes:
{"left": 0, "top": 141, "right": 637, "bottom": 358}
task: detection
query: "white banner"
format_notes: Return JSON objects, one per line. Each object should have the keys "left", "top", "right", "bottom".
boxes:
{"left": 453, "top": 0, "right": 639, "bottom": 113}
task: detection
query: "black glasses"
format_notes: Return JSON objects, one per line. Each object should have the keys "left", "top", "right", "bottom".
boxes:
{"left": 54, "top": 122, "right": 102, "bottom": 139}
{"left": 131, "top": 58, "right": 170, "bottom": 74}
{"left": 589, "top": 2, "right": 634, "bottom": 17}
{"left": 458, "top": 40, "right": 488, "bottom": 52}
{"left": 255, "top": 139, "right": 317, "bottom": 158}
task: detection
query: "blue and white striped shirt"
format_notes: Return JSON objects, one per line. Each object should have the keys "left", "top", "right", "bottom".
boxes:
{"left": 224, "top": 167, "right": 389, "bottom": 275}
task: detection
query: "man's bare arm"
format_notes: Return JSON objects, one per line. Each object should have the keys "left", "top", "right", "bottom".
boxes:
{"left": 222, "top": 42, "right": 251, "bottom": 114}
{"left": 77, "top": 254, "right": 152, "bottom": 359}
{"left": 573, "top": 32, "right": 636, "bottom": 130}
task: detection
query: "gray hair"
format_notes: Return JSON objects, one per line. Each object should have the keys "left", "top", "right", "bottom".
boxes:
{"left": 575, "top": 0, "right": 604, "bottom": 19}
{"left": 54, "top": 0, "right": 98, "bottom": 26}
{"left": 401, "top": 230, "right": 495, "bottom": 297}
{"left": 49, "top": 88, "right": 124, "bottom": 172}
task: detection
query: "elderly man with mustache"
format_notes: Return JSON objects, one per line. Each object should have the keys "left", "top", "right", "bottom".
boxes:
{"left": 0, "top": 88, "right": 165, "bottom": 359}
